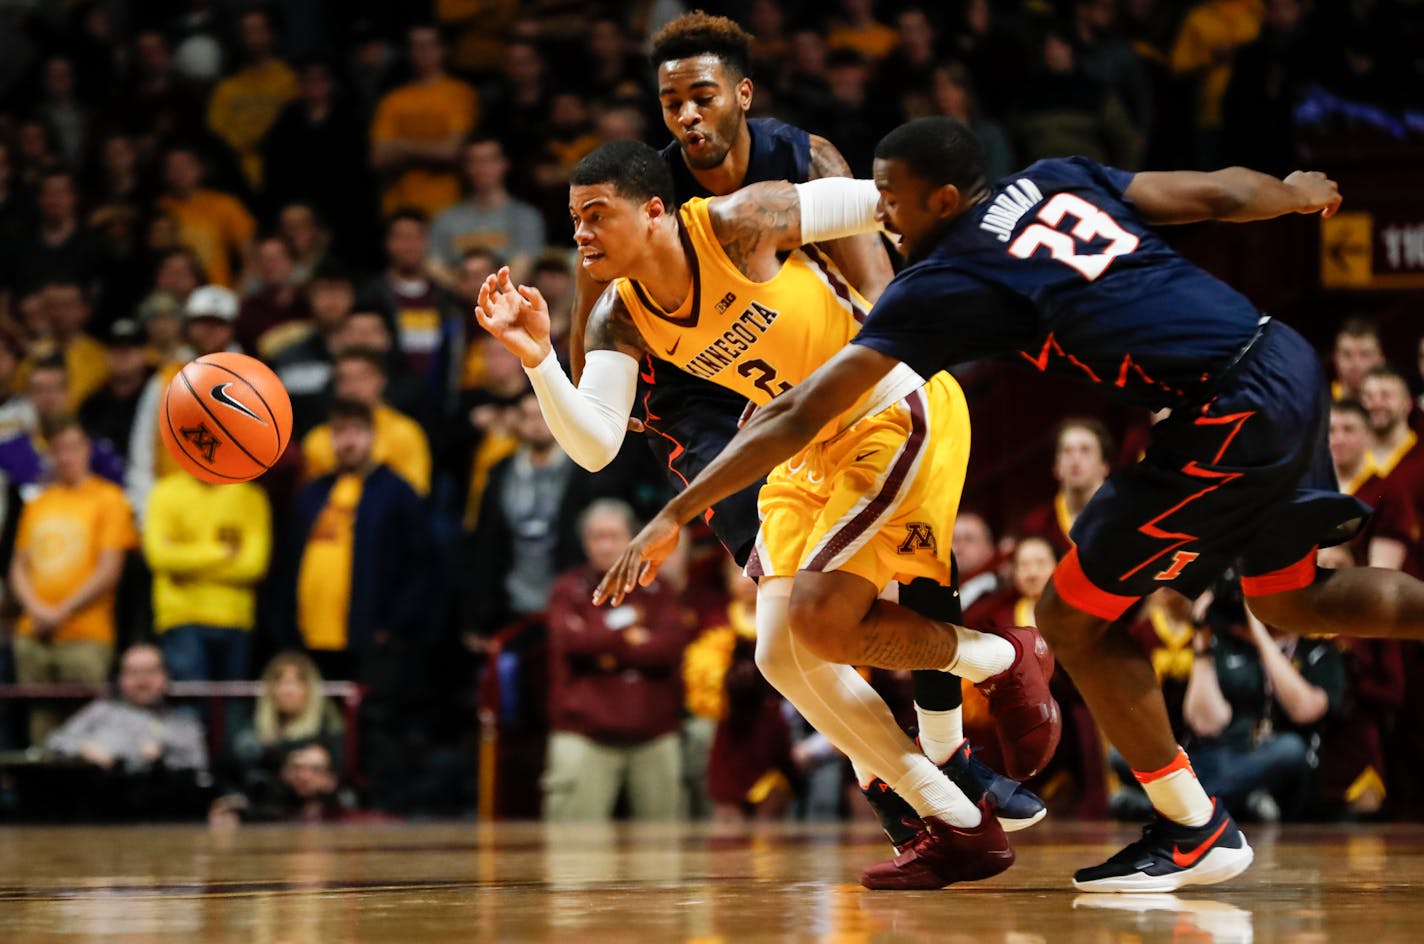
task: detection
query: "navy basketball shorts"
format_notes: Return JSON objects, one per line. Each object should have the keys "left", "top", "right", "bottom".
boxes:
{"left": 1054, "top": 320, "right": 1371, "bottom": 621}
{"left": 639, "top": 355, "right": 765, "bottom": 566}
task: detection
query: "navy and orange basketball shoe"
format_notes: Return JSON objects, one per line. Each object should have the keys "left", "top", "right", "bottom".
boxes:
{"left": 860, "top": 742, "right": 1047, "bottom": 851}
{"left": 1072, "top": 798, "right": 1253, "bottom": 892}
{"left": 860, "top": 797, "right": 1015, "bottom": 890}
{"left": 975, "top": 625, "right": 1061, "bottom": 780}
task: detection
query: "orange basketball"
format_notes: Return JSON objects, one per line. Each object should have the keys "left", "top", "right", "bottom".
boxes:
{"left": 160, "top": 351, "right": 293, "bottom": 483}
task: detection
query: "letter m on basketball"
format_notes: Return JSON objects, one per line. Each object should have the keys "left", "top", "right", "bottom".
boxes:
{"left": 180, "top": 423, "right": 222, "bottom": 464}
{"left": 899, "top": 522, "right": 937, "bottom": 555}
{"left": 1154, "top": 550, "right": 1199, "bottom": 581}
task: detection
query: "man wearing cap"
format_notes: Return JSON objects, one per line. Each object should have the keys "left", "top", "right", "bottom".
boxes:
{"left": 80, "top": 320, "right": 154, "bottom": 459}
{"left": 127, "top": 286, "right": 239, "bottom": 522}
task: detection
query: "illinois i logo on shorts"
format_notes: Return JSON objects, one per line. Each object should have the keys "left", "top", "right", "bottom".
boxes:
{"left": 899, "top": 522, "right": 937, "bottom": 555}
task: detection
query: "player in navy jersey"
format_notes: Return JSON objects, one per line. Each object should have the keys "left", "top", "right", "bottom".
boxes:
{"left": 563, "top": 15, "right": 1045, "bottom": 847}
{"left": 600, "top": 116, "right": 1424, "bottom": 891}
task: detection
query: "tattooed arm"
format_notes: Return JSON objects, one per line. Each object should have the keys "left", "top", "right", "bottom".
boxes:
{"left": 806, "top": 135, "right": 895, "bottom": 303}
{"left": 706, "top": 174, "right": 883, "bottom": 278}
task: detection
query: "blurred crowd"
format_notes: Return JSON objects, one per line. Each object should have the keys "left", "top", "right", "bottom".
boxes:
{"left": 0, "top": 0, "right": 1420, "bottom": 824}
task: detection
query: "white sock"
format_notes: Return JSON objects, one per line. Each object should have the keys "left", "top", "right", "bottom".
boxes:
{"left": 1135, "top": 748, "right": 1214, "bottom": 827}
{"left": 888, "top": 755, "right": 982, "bottom": 828}
{"left": 945, "top": 626, "right": 1015, "bottom": 682}
{"left": 914, "top": 704, "right": 964, "bottom": 765}
{"left": 753, "top": 578, "right": 980, "bottom": 828}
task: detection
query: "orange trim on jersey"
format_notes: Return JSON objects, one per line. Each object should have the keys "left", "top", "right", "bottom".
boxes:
{"left": 1241, "top": 547, "right": 1318, "bottom": 597}
{"left": 1052, "top": 546, "right": 1138, "bottom": 621}
{"left": 1133, "top": 746, "right": 1196, "bottom": 785}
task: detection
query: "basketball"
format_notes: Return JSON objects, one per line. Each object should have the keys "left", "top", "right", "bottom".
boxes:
{"left": 160, "top": 351, "right": 293, "bottom": 483}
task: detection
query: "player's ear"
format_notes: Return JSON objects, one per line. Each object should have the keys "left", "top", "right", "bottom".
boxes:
{"left": 645, "top": 196, "right": 667, "bottom": 223}
{"left": 930, "top": 184, "right": 962, "bottom": 220}
{"left": 735, "top": 76, "right": 753, "bottom": 112}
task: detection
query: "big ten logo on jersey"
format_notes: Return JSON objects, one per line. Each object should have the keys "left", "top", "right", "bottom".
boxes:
{"left": 714, "top": 291, "right": 736, "bottom": 314}
{"left": 683, "top": 300, "right": 786, "bottom": 389}
{"left": 898, "top": 522, "right": 937, "bottom": 555}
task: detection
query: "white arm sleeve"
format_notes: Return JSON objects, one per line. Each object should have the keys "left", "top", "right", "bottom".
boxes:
{"left": 523, "top": 348, "right": 638, "bottom": 472}
{"left": 794, "top": 178, "right": 883, "bottom": 244}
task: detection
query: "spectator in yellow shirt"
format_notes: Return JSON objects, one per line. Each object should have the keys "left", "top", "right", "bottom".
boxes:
{"left": 128, "top": 285, "right": 239, "bottom": 523}
{"left": 302, "top": 347, "right": 430, "bottom": 496}
{"left": 1170, "top": 0, "right": 1264, "bottom": 160}
{"left": 206, "top": 8, "right": 296, "bottom": 190}
{"left": 9, "top": 419, "right": 137, "bottom": 744}
{"left": 13, "top": 281, "right": 109, "bottom": 410}
{"left": 826, "top": 0, "right": 900, "bottom": 62}
{"left": 156, "top": 145, "right": 256, "bottom": 287}
{"left": 143, "top": 469, "right": 272, "bottom": 682}
{"left": 370, "top": 24, "right": 479, "bottom": 217}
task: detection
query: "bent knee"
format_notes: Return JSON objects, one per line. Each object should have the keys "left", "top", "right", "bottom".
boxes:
{"left": 1034, "top": 583, "right": 1108, "bottom": 650}
{"left": 1242, "top": 585, "right": 1315, "bottom": 632}
{"left": 787, "top": 579, "right": 865, "bottom": 663}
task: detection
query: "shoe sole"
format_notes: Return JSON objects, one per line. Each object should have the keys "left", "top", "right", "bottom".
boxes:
{"left": 999, "top": 807, "right": 1047, "bottom": 833}
{"left": 1071, "top": 839, "right": 1254, "bottom": 893}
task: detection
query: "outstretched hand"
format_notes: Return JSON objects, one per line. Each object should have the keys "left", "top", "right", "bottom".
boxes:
{"left": 1284, "top": 171, "right": 1342, "bottom": 218}
{"left": 473, "top": 266, "right": 552, "bottom": 368}
{"left": 593, "top": 510, "right": 682, "bottom": 606}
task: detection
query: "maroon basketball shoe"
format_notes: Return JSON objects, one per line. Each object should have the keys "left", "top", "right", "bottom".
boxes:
{"left": 974, "top": 625, "right": 1061, "bottom": 780}
{"left": 859, "top": 797, "right": 1015, "bottom": 890}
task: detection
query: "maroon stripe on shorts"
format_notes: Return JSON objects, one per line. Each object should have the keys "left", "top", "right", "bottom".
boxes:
{"left": 746, "top": 544, "right": 765, "bottom": 579}
{"left": 805, "top": 389, "right": 927, "bottom": 572}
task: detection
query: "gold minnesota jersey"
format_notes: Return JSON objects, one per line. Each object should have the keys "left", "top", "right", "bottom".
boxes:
{"left": 616, "top": 198, "right": 888, "bottom": 438}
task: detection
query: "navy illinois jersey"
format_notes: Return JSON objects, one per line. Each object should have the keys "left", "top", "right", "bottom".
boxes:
{"left": 855, "top": 157, "right": 1262, "bottom": 412}
{"left": 659, "top": 118, "right": 812, "bottom": 200}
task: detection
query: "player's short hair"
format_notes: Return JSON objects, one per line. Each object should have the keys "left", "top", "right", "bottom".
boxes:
{"left": 1331, "top": 398, "right": 1370, "bottom": 423}
{"left": 571, "top": 140, "right": 677, "bottom": 210}
{"left": 874, "top": 117, "right": 988, "bottom": 195}
{"left": 1056, "top": 416, "right": 1115, "bottom": 464}
{"left": 334, "top": 346, "right": 388, "bottom": 377}
{"left": 650, "top": 10, "right": 754, "bottom": 79}
{"left": 328, "top": 398, "right": 374, "bottom": 427}
{"left": 1336, "top": 316, "right": 1381, "bottom": 344}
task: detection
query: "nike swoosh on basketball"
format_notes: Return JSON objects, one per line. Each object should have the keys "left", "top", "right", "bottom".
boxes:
{"left": 210, "top": 383, "right": 266, "bottom": 424}
{"left": 1171, "top": 819, "right": 1230, "bottom": 867}
{"left": 664, "top": 337, "right": 682, "bottom": 357}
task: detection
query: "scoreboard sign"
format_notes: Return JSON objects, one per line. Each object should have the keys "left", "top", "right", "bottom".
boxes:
{"left": 1322, "top": 211, "right": 1424, "bottom": 290}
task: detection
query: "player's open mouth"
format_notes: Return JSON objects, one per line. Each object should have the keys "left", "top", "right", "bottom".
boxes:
{"left": 686, "top": 132, "right": 706, "bottom": 148}
{"left": 580, "top": 251, "right": 605, "bottom": 267}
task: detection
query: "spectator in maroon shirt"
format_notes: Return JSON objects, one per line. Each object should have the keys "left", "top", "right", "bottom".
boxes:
{"left": 542, "top": 499, "right": 689, "bottom": 821}
{"left": 1016, "top": 417, "right": 1113, "bottom": 557}
{"left": 237, "top": 235, "right": 311, "bottom": 358}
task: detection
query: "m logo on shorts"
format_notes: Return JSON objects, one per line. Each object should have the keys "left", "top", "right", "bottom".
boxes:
{"left": 899, "top": 522, "right": 937, "bottom": 555}
{"left": 180, "top": 423, "right": 221, "bottom": 463}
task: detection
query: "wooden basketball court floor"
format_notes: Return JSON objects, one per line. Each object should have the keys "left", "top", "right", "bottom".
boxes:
{"left": 2, "top": 820, "right": 1422, "bottom": 942}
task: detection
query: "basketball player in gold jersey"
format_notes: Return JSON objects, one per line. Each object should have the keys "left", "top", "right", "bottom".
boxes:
{"left": 476, "top": 140, "right": 1059, "bottom": 889}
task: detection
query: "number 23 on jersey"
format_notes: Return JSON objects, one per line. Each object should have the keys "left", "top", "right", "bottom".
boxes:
{"left": 1008, "top": 193, "right": 1139, "bottom": 281}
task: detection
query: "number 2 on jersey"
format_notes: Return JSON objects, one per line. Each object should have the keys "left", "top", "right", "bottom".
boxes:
{"left": 738, "top": 358, "right": 791, "bottom": 398}
{"left": 1008, "top": 193, "right": 1139, "bottom": 281}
